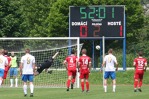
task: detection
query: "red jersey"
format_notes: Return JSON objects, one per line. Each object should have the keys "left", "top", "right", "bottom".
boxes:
{"left": 4, "top": 55, "right": 11, "bottom": 71}
{"left": 64, "top": 55, "right": 77, "bottom": 71}
{"left": 133, "top": 57, "right": 147, "bottom": 72}
{"left": 79, "top": 55, "right": 91, "bottom": 71}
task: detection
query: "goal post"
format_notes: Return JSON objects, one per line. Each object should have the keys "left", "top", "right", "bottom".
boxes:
{"left": 0, "top": 37, "right": 81, "bottom": 88}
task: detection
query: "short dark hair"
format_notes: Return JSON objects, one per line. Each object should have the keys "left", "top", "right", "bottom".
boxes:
{"left": 25, "top": 49, "right": 30, "bottom": 53}
{"left": 71, "top": 49, "right": 76, "bottom": 54}
{"left": 138, "top": 51, "right": 143, "bottom": 56}
{"left": 108, "top": 48, "right": 113, "bottom": 53}
{"left": 4, "top": 50, "right": 8, "bottom": 55}
{"left": 82, "top": 49, "right": 87, "bottom": 54}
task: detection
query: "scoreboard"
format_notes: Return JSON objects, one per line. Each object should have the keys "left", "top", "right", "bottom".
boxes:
{"left": 69, "top": 6, "right": 125, "bottom": 38}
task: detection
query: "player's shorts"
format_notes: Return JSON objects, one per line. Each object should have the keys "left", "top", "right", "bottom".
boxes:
{"left": 104, "top": 71, "right": 116, "bottom": 80}
{"left": 134, "top": 71, "right": 144, "bottom": 79}
{"left": 9, "top": 67, "right": 18, "bottom": 77}
{"left": 67, "top": 69, "right": 76, "bottom": 77}
{"left": 80, "top": 70, "right": 89, "bottom": 79}
{"left": 22, "top": 74, "right": 34, "bottom": 82}
{"left": 0, "top": 69, "right": 4, "bottom": 77}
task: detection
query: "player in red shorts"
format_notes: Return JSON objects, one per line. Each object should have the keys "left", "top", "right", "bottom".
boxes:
{"left": 133, "top": 51, "right": 147, "bottom": 92}
{"left": 3, "top": 50, "right": 11, "bottom": 83}
{"left": 78, "top": 49, "right": 91, "bottom": 92}
{"left": 63, "top": 49, "right": 78, "bottom": 91}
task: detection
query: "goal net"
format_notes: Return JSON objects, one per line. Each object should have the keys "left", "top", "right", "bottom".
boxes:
{"left": 0, "top": 37, "right": 81, "bottom": 88}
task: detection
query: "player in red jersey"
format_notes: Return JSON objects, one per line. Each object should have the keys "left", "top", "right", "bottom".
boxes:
{"left": 63, "top": 49, "right": 78, "bottom": 91}
{"left": 3, "top": 50, "right": 11, "bottom": 83}
{"left": 133, "top": 51, "right": 147, "bottom": 92}
{"left": 78, "top": 49, "right": 91, "bottom": 92}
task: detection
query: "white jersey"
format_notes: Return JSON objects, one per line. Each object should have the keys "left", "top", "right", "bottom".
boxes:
{"left": 104, "top": 54, "right": 117, "bottom": 71}
{"left": 0, "top": 55, "right": 8, "bottom": 69}
{"left": 21, "top": 54, "right": 35, "bottom": 74}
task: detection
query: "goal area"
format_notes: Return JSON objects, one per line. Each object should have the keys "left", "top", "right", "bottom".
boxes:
{"left": 0, "top": 37, "right": 81, "bottom": 88}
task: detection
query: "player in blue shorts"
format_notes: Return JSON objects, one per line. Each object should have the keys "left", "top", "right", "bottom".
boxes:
{"left": 102, "top": 49, "right": 118, "bottom": 92}
{"left": 20, "top": 49, "right": 36, "bottom": 97}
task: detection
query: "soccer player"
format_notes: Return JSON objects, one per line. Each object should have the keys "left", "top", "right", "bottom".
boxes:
{"left": 63, "top": 49, "right": 78, "bottom": 91}
{"left": 102, "top": 48, "right": 118, "bottom": 92}
{"left": 10, "top": 51, "right": 18, "bottom": 87}
{"left": 133, "top": 51, "right": 147, "bottom": 92}
{"left": 3, "top": 50, "right": 11, "bottom": 83}
{"left": 20, "top": 49, "right": 35, "bottom": 97}
{"left": 34, "top": 52, "right": 59, "bottom": 76}
{"left": 78, "top": 49, "right": 91, "bottom": 92}
{"left": 0, "top": 49, "right": 8, "bottom": 87}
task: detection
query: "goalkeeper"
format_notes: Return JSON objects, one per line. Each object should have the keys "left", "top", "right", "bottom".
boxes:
{"left": 34, "top": 52, "right": 59, "bottom": 76}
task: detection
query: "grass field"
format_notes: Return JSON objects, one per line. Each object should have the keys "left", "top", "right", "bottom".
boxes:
{"left": 1, "top": 70, "right": 149, "bottom": 99}
{"left": 0, "top": 85, "right": 149, "bottom": 99}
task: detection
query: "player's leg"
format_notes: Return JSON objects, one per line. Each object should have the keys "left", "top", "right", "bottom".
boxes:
{"left": 80, "top": 72, "right": 85, "bottom": 92}
{"left": 138, "top": 73, "right": 144, "bottom": 92}
{"left": 22, "top": 75, "right": 28, "bottom": 96}
{"left": 0, "top": 69, "right": 4, "bottom": 86}
{"left": 29, "top": 75, "right": 34, "bottom": 97}
{"left": 14, "top": 68, "right": 18, "bottom": 87}
{"left": 71, "top": 70, "right": 76, "bottom": 89}
{"left": 9, "top": 68, "right": 14, "bottom": 87}
{"left": 66, "top": 71, "right": 72, "bottom": 91}
{"left": 134, "top": 72, "right": 139, "bottom": 92}
{"left": 111, "top": 72, "right": 116, "bottom": 92}
{"left": 104, "top": 71, "right": 109, "bottom": 92}
{"left": 85, "top": 73, "right": 90, "bottom": 92}
{"left": 2, "top": 70, "right": 7, "bottom": 84}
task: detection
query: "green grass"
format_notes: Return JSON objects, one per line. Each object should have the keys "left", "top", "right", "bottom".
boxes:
{"left": 0, "top": 85, "right": 149, "bottom": 99}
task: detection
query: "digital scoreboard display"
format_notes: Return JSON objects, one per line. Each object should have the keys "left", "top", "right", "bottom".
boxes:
{"left": 69, "top": 6, "right": 125, "bottom": 38}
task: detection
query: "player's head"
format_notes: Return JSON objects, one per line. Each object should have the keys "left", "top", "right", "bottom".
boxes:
{"left": 108, "top": 48, "right": 113, "bottom": 54}
{"left": 0, "top": 49, "right": 4, "bottom": 55}
{"left": 71, "top": 49, "right": 76, "bottom": 54}
{"left": 4, "top": 50, "right": 8, "bottom": 55}
{"left": 138, "top": 51, "right": 143, "bottom": 56}
{"left": 25, "top": 48, "right": 30, "bottom": 54}
{"left": 11, "top": 51, "right": 15, "bottom": 56}
{"left": 81, "top": 49, "right": 87, "bottom": 54}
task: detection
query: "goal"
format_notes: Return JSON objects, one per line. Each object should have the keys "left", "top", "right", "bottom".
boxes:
{"left": 0, "top": 37, "right": 81, "bottom": 88}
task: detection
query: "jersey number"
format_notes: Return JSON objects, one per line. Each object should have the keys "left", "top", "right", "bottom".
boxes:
{"left": 70, "top": 58, "right": 74, "bottom": 63}
{"left": 27, "top": 57, "right": 30, "bottom": 64}
{"left": 108, "top": 57, "right": 112, "bottom": 63}
{"left": 138, "top": 61, "right": 144, "bottom": 67}
{"left": 82, "top": 59, "right": 88, "bottom": 65}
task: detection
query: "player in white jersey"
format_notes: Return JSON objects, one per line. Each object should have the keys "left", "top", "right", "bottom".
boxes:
{"left": 0, "top": 49, "right": 8, "bottom": 87}
{"left": 20, "top": 49, "right": 35, "bottom": 97}
{"left": 102, "top": 48, "right": 118, "bottom": 92}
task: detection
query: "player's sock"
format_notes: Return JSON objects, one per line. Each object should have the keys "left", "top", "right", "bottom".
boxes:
{"left": 113, "top": 85, "right": 116, "bottom": 92}
{"left": 81, "top": 82, "right": 84, "bottom": 91}
{"left": 15, "top": 78, "right": 18, "bottom": 87}
{"left": 30, "top": 84, "right": 34, "bottom": 94}
{"left": 10, "top": 79, "right": 13, "bottom": 87}
{"left": 104, "top": 85, "right": 107, "bottom": 92}
{"left": 67, "top": 79, "right": 71, "bottom": 89}
{"left": 86, "top": 82, "right": 89, "bottom": 91}
{"left": 23, "top": 85, "right": 27, "bottom": 95}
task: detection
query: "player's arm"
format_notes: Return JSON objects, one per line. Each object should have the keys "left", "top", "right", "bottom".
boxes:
{"left": 115, "top": 58, "right": 118, "bottom": 71}
{"left": 133, "top": 59, "right": 136, "bottom": 69}
{"left": 63, "top": 60, "right": 68, "bottom": 70}
{"left": 52, "top": 52, "right": 59, "bottom": 59}
{"left": 88, "top": 62, "right": 92, "bottom": 73}
{"left": 19, "top": 62, "right": 23, "bottom": 75}
{"left": 144, "top": 60, "right": 147, "bottom": 72}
